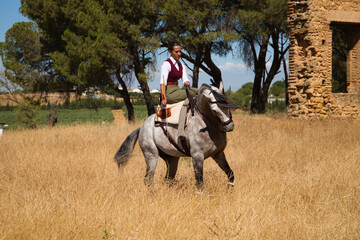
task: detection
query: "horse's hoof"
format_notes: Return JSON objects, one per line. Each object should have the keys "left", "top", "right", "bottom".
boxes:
{"left": 164, "top": 179, "right": 178, "bottom": 187}
{"left": 228, "top": 182, "right": 235, "bottom": 187}
{"left": 227, "top": 182, "right": 235, "bottom": 192}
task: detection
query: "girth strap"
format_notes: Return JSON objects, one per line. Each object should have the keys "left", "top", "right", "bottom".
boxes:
{"left": 159, "top": 123, "right": 191, "bottom": 156}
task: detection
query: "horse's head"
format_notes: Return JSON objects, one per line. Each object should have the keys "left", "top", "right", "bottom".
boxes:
{"left": 197, "top": 82, "right": 238, "bottom": 132}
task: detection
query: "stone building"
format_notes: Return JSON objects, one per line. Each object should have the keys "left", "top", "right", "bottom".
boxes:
{"left": 287, "top": 0, "right": 360, "bottom": 119}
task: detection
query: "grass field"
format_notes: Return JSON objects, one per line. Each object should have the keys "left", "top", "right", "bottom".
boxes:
{"left": 1, "top": 114, "right": 359, "bottom": 239}
{"left": 122, "top": 105, "right": 155, "bottom": 121}
{"left": 0, "top": 108, "right": 114, "bottom": 130}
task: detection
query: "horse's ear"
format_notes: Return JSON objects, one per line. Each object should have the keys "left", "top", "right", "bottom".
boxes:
{"left": 219, "top": 81, "right": 224, "bottom": 94}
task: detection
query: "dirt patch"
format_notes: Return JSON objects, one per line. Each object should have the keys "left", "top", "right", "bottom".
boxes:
{"left": 112, "top": 109, "right": 127, "bottom": 125}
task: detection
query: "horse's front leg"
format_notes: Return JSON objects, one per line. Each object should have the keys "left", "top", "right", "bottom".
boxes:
{"left": 212, "top": 151, "right": 234, "bottom": 187}
{"left": 191, "top": 153, "right": 204, "bottom": 189}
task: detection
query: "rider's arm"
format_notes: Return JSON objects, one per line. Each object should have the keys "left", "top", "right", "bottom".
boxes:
{"left": 181, "top": 62, "right": 190, "bottom": 86}
{"left": 160, "top": 61, "right": 170, "bottom": 85}
{"left": 160, "top": 83, "right": 166, "bottom": 107}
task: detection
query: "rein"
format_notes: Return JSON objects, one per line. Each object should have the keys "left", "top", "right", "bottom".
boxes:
{"left": 186, "top": 85, "right": 196, "bottom": 116}
{"left": 221, "top": 111, "right": 233, "bottom": 127}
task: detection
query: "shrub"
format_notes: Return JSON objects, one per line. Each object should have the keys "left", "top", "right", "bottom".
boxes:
{"left": 59, "top": 98, "right": 124, "bottom": 110}
{"left": 266, "top": 99, "right": 286, "bottom": 113}
{"left": 0, "top": 108, "right": 114, "bottom": 130}
{"left": 15, "top": 99, "right": 40, "bottom": 129}
{"left": 0, "top": 102, "right": 16, "bottom": 111}
{"left": 122, "top": 105, "right": 150, "bottom": 121}
{"left": 227, "top": 82, "right": 253, "bottom": 111}
{"left": 56, "top": 108, "right": 114, "bottom": 125}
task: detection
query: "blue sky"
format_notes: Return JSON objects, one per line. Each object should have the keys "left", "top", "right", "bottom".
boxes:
{"left": 0, "top": 1, "right": 285, "bottom": 91}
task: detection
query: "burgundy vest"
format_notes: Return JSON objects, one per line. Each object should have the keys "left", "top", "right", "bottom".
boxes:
{"left": 166, "top": 58, "right": 183, "bottom": 83}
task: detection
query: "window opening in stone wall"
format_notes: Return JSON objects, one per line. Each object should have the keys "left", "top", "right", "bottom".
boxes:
{"left": 330, "top": 24, "right": 348, "bottom": 93}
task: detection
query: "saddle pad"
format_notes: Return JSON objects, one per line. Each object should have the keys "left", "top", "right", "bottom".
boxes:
{"left": 155, "top": 100, "right": 185, "bottom": 124}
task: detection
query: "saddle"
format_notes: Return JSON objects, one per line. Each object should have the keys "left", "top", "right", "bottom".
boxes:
{"left": 155, "top": 99, "right": 192, "bottom": 156}
{"left": 155, "top": 100, "right": 187, "bottom": 125}
{"left": 155, "top": 87, "right": 196, "bottom": 125}
{"left": 155, "top": 87, "right": 197, "bottom": 156}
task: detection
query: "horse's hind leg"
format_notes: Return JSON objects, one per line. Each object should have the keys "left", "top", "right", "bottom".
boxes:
{"left": 212, "top": 151, "right": 234, "bottom": 186}
{"left": 192, "top": 153, "right": 204, "bottom": 189}
{"left": 143, "top": 151, "right": 159, "bottom": 187}
{"left": 159, "top": 149, "right": 179, "bottom": 182}
{"left": 140, "top": 140, "right": 159, "bottom": 187}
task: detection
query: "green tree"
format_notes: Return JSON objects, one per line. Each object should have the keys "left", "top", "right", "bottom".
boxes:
{"left": 21, "top": 0, "right": 162, "bottom": 121}
{"left": 161, "top": 0, "right": 234, "bottom": 88}
{"left": 0, "top": 70, "right": 41, "bottom": 129}
{"left": 0, "top": 22, "right": 50, "bottom": 129}
{"left": 20, "top": 0, "right": 163, "bottom": 120}
{"left": 269, "top": 80, "right": 285, "bottom": 96}
{"left": 49, "top": 0, "right": 136, "bottom": 121}
{"left": 227, "top": 0, "right": 289, "bottom": 113}
{"left": 1, "top": 22, "right": 48, "bottom": 93}
{"left": 229, "top": 82, "right": 253, "bottom": 110}
{"left": 15, "top": 97, "right": 40, "bottom": 129}
{"left": 109, "top": 0, "right": 160, "bottom": 116}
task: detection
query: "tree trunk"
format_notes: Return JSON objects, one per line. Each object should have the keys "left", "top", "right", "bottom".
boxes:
{"left": 250, "top": 35, "right": 269, "bottom": 114}
{"left": 115, "top": 71, "right": 135, "bottom": 122}
{"left": 252, "top": 92, "right": 268, "bottom": 113}
{"left": 181, "top": 45, "right": 222, "bottom": 88}
{"left": 251, "top": 57, "right": 283, "bottom": 113}
{"left": 251, "top": 69, "right": 266, "bottom": 113}
{"left": 203, "top": 45, "right": 222, "bottom": 87}
{"left": 192, "top": 63, "right": 200, "bottom": 88}
{"left": 132, "top": 48, "right": 155, "bottom": 116}
{"left": 282, "top": 55, "right": 289, "bottom": 106}
{"left": 138, "top": 78, "right": 155, "bottom": 116}
{"left": 134, "top": 68, "right": 155, "bottom": 116}
{"left": 192, "top": 46, "right": 203, "bottom": 88}
{"left": 47, "top": 100, "right": 58, "bottom": 127}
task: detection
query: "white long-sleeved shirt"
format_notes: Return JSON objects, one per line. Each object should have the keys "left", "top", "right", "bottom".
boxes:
{"left": 160, "top": 57, "right": 190, "bottom": 85}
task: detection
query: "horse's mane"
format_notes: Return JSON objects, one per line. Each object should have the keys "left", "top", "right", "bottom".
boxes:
{"left": 198, "top": 84, "right": 238, "bottom": 109}
{"left": 198, "top": 83, "right": 211, "bottom": 95}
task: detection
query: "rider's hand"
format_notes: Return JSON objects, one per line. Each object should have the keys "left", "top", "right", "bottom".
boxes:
{"left": 161, "top": 98, "right": 167, "bottom": 107}
{"left": 184, "top": 81, "right": 190, "bottom": 87}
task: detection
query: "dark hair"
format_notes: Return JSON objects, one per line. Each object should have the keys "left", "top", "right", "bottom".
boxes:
{"left": 168, "top": 42, "right": 180, "bottom": 51}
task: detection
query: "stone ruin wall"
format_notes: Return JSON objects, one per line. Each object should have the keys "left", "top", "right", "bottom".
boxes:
{"left": 287, "top": 0, "right": 360, "bottom": 119}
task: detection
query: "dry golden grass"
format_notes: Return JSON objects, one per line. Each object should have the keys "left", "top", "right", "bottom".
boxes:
{"left": 1, "top": 114, "right": 359, "bottom": 239}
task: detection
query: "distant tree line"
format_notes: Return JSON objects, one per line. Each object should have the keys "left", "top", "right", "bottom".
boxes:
{"left": 227, "top": 80, "right": 286, "bottom": 111}
{"left": 1, "top": 0, "right": 289, "bottom": 121}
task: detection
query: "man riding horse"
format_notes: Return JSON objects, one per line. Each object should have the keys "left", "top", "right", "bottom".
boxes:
{"left": 114, "top": 43, "right": 237, "bottom": 188}
{"left": 160, "top": 42, "right": 197, "bottom": 106}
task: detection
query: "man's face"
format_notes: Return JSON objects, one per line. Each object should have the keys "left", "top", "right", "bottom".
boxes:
{"left": 169, "top": 46, "right": 181, "bottom": 61}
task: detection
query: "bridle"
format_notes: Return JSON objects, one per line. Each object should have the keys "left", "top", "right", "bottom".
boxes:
{"left": 194, "top": 88, "right": 234, "bottom": 132}
{"left": 208, "top": 98, "right": 233, "bottom": 127}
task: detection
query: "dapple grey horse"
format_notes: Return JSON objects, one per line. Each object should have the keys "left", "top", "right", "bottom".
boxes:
{"left": 114, "top": 82, "right": 237, "bottom": 188}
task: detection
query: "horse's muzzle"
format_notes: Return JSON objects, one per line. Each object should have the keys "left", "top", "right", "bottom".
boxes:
{"left": 223, "top": 121, "right": 234, "bottom": 132}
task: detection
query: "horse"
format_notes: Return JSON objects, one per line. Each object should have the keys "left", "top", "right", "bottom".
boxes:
{"left": 114, "top": 82, "right": 237, "bottom": 188}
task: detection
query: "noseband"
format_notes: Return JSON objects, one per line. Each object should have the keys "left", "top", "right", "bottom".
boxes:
{"left": 208, "top": 99, "right": 233, "bottom": 127}
{"left": 221, "top": 111, "right": 233, "bottom": 127}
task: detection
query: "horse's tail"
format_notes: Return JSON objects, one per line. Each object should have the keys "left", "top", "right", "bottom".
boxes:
{"left": 114, "top": 128, "right": 141, "bottom": 168}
